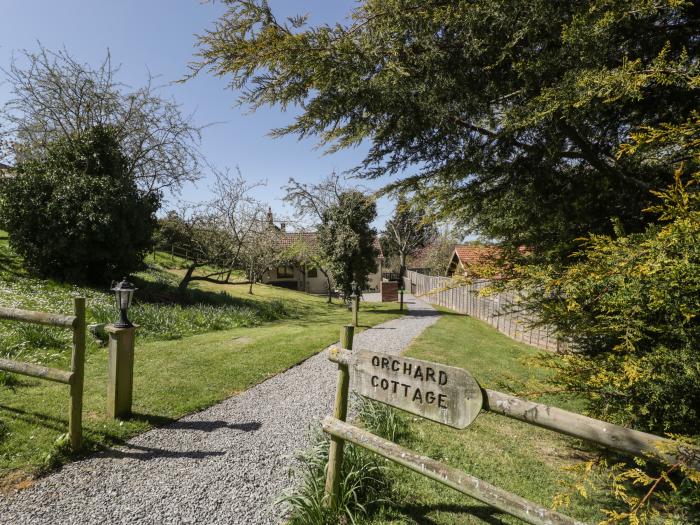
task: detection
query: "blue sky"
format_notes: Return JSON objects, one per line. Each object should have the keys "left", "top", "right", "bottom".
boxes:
{"left": 0, "top": 1, "right": 395, "bottom": 228}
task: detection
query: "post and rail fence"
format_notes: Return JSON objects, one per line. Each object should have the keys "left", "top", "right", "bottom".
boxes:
{"left": 0, "top": 297, "right": 86, "bottom": 451}
{"left": 322, "top": 336, "right": 699, "bottom": 524}
{"left": 404, "top": 270, "right": 565, "bottom": 352}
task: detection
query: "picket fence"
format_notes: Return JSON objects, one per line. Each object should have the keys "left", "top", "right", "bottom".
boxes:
{"left": 404, "top": 270, "right": 564, "bottom": 352}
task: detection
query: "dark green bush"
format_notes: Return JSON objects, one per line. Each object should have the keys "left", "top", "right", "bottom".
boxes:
{"left": 0, "top": 125, "right": 159, "bottom": 282}
{"left": 519, "top": 172, "right": 700, "bottom": 434}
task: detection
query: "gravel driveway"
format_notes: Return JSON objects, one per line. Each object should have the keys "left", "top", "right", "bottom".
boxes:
{"left": 0, "top": 295, "right": 439, "bottom": 525}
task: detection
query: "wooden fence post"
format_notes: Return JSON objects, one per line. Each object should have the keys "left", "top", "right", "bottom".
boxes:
{"left": 69, "top": 297, "right": 86, "bottom": 452}
{"left": 324, "top": 325, "right": 354, "bottom": 508}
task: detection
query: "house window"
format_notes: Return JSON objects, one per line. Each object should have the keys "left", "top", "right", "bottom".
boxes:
{"left": 307, "top": 267, "right": 318, "bottom": 278}
{"left": 277, "top": 266, "right": 294, "bottom": 278}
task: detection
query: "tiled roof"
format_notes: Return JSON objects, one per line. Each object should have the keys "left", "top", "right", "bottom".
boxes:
{"left": 453, "top": 244, "right": 501, "bottom": 268}
{"left": 278, "top": 232, "right": 318, "bottom": 249}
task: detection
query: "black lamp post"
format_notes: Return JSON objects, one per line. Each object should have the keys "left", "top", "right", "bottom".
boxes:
{"left": 111, "top": 277, "right": 136, "bottom": 328}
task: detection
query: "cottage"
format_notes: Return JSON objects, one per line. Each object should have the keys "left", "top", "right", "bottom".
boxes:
{"left": 446, "top": 244, "right": 501, "bottom": 278}
{"left": 260, "top": 215, "right": 384, "bottom": 293}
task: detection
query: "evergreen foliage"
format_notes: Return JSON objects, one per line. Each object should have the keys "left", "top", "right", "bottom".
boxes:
{"left": 518, "top": 169, "right": 699, "bottom": 434}
{"left": 317, "top": 191, "right": 378, "bottom": 296}
{"left": 0, "top": 125, "right": 159, "bottom": 282}
{"left": 194, "top": 0, "right": 699, "bottom": 262}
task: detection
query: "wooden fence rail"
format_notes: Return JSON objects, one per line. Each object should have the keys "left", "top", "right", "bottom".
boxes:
{"left": 0, "top": 297, "right": 86, "bottom": 450}
{"left": 324, "top": 344, "right": 700, "bottom": 524}
{"left": 323, "top": 416, "right": 583, "bottom": 525}
{"left": 404, "top": 271, "right": 564, "bottom": 351}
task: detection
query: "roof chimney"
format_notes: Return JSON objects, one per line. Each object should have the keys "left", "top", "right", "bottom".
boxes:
{"left": 280, "top": 222, "right": 286, "bottom": 232}
{"left": 267, "top": 207, "right": 273, "bottom": 225}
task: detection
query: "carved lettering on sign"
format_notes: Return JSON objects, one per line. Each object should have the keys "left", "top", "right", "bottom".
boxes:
{"left": 351, "top": 351, "right": 482, "bottom": 429}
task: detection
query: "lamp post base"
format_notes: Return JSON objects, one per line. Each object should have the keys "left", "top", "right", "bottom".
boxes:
{"left": 105, "top": 324, "right": 137, "bottom": 419}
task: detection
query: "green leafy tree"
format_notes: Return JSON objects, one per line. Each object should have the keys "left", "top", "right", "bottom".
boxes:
{"left": 0, "top": 125, "right": 159, "bottom": 282}
{"left": 194, "top": 0, "right": 699, "bottom": 263}
{"left": 318, "top": 191, "right": 378, "bottom": 297}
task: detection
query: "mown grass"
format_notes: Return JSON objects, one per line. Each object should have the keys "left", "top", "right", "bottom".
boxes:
{"left": 0, "top": 232, "right": 402, "bottom": 483}
{"left": 363, "top": 309, "right": 612, "bottom": 525}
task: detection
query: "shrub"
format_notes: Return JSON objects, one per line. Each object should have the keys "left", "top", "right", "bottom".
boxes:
{"left": 519, "top": 171, "right": 700, "bottom": 434}
{"left": 0, "top": 125, "right": 159, "bottom": 282}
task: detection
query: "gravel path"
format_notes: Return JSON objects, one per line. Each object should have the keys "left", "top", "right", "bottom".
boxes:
{"left": 0, "top": 296, "right": 439, "bottom": 525}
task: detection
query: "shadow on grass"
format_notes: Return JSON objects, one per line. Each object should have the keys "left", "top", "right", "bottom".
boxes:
{"left": 0, "top": 405, "right": 67, "bottom": 434}
{"left": 0, "top": 405, "right": 262, "bottom": 463}
{"left": 0, "top": 247, "right": 26, "bottom": 278}
{"left": 384, "top": 502, "right": 507, "bottom": 525}
{"left": 131, "top": 274, "right": 280, "bottom": 310}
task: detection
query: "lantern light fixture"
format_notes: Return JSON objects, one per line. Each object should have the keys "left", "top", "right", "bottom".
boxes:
{"left": 111, "top": 277, "right": 137, "bottom": 328}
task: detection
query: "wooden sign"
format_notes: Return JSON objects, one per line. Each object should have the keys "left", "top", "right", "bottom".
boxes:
{"left": 351, "top": 351, "right": 482, "bottom": 429}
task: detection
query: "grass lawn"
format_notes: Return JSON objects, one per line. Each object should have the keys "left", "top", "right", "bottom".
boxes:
{"left": 0, "top": 232, "right": 402, "bottom": 486}
{"left": 365, "top": 309, "right": 610, "bottom": 525}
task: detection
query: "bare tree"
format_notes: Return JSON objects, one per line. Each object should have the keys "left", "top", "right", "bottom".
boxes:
{"left": 159, "top": 208, "right": 238, "bottom": 295}
{"left": 283, "top": 173, "right": 353, "bottom": 224}
{"left": 383, "top": 192, "right": 436, "bottom": 279}
{"left": 209, "top": 167, "right": 266, "bottom": 263}
{"left": 160, "top": 170, "right": 267, "bottom": 293}
{"left": 417, "top": 223, "right": 464, "bottom": 276}
{"left": 241, "top": 214, "right": 286, "bottom": 294}
{"left": 1, "top": 45, "right": 202, "bottom": 194}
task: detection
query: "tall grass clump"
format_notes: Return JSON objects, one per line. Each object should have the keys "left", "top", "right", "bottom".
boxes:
{"left": 0, "top": 320, "right": 71, "bottom": 385}
{"left": 279, "top": 399, "right": 403, "bottom": 524}
{"left": 354, "top": 395, "right": 407, "bottom": 442}
{"left": 0, "top": 256, "right": 288, "bottom": 363}
{"left": 279, "top": 429, "right": 389, "bottom": 525}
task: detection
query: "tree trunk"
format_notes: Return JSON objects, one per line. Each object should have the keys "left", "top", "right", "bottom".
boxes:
{"left": 178, "top": 264, "right": 196, "bottom": 300}
{"left": 248, "top": 261, "right": 254, "bottom": 294}
{"left": 321, "top": 269, "right": 333, "bottom": 303}
{"left": 399, "top": 252, "right": 407, "bottom": 282}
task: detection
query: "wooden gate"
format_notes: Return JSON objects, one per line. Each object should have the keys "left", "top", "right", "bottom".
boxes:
{"left": 0, "top": 297, "right": 86, "bottom": 451}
